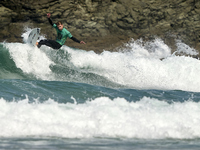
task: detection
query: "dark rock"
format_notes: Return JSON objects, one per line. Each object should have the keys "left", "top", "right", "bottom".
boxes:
{"left": 0, "top": 0, "right": 200, "bottom": 54}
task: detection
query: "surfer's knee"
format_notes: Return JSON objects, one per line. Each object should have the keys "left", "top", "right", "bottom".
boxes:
{"left": 37, "top": 40, "right": 44, "bottom": 48}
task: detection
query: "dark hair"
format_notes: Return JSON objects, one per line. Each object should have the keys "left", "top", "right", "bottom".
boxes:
{"left": 56, "top": 21, "right": 62, "bottom": 26}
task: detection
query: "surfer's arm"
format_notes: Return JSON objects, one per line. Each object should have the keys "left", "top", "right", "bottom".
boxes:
{"left": 70, "top": 37, "right": 86, "bottom": 44}
{"left": 48, "top": 18, "right": 54, "bottom": 26}
{"left": 70, "top": 37, "right": 80, "bottom": 43}
{"left": 47, "top": 13, "right": 53, "bottom": 26}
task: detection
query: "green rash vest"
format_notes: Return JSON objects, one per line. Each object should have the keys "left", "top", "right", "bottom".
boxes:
{"left": 53, "top": 24, "right": 73, "bottom": 45}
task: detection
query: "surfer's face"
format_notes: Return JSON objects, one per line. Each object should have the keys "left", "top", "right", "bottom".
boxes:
{"left": 57, "top": 24, "right": 63, "bottom": 30}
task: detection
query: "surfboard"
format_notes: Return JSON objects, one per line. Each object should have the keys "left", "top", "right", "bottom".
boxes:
{"left": 27, "top": 28, "right": 40, "bottom": 47}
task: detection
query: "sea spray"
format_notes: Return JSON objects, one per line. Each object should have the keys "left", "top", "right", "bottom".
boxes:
{"left": 174, "top": 40, "right": 199, "bottom": 56}
{"left": 119, "top": 38, "right": 171, "bottom": 59}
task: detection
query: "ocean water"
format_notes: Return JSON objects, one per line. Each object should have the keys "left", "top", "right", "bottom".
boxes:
{"left": 0, "top": 28, "right": 200, "bottom": 149}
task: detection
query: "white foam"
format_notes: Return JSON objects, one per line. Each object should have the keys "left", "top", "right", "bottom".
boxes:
{"left": 63, "top": 39, "right": 200, "bottom": 92}
{"left": 0, "top": 97, "right": 200, "bottom": 139}
{"left": 3, "top": 43, "right": 54, "bottom": 80}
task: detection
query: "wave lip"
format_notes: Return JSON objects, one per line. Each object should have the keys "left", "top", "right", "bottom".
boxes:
{"left": 1, "top": 42, "right": 54, "bottom": 80}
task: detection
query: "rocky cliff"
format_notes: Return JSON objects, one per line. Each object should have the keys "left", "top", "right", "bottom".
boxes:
{"left": 0, "top": 0, "right": 200, "bottom": 54}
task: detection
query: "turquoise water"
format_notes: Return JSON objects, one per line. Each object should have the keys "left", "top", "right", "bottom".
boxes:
{"left": 1, "top": 33, "right": 200, "bottom": 149}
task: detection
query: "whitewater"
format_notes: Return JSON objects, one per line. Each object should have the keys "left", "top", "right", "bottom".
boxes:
{"left": 0, "top": 28, "right": 200, "bottom": 149}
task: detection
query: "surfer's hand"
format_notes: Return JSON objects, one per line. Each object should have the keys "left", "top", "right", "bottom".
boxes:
{"left": 80, "top": 41, "right": 86, "bottom": 44}
{"left": 47, "top": 13, "right": 51, "bottom": 18}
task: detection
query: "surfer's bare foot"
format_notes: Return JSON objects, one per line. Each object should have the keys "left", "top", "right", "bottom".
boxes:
{"left": 36, "top": 42, "right": 38, "bottom": 46}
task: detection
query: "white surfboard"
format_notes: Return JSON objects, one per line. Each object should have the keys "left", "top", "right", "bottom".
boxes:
{"left": 27, "top": 28, "right": 40, "bottom": 47}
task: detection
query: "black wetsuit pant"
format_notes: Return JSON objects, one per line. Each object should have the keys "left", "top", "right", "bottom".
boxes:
{"left": 37, "top": 39, "right": 62, "bottom": 49}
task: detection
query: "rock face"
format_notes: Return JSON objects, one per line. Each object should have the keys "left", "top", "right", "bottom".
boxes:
{"left": 0, "top": 0, "right": 200, "bottom": 54}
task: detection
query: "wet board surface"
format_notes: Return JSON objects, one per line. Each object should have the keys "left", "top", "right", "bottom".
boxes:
{"left": 27, "top": 28, "right": 40, "bottom": 47}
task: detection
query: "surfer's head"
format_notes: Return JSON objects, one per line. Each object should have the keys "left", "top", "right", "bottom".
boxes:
{"left": 56, "top": 21, "right": 63, "bottom": 30}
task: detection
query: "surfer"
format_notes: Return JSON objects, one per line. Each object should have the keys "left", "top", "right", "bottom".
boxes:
{"left": 36, "top": 13, "right": 86, "bottom": 49}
